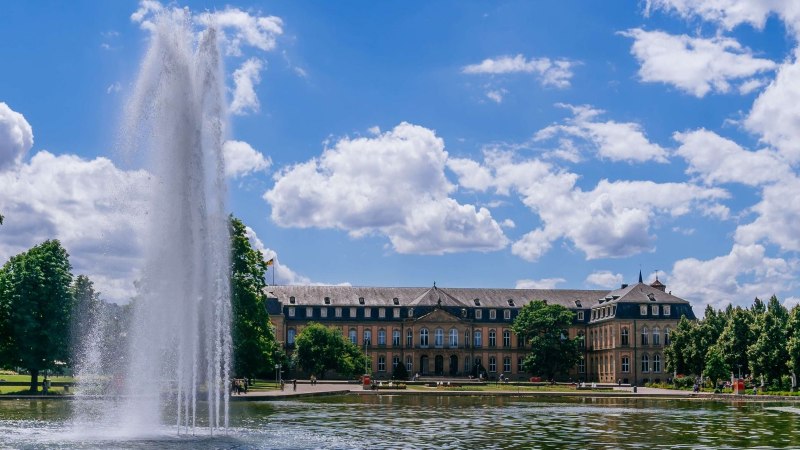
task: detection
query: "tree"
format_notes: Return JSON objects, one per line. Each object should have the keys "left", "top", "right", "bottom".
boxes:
{"left": 703, "top": 345, "right": 728, "bottom": 389}
{"left": 716, "top": 307, "right": 753, "bottom": 378}
{"left": 511, "top": 300, "right": 580, "bottom": 380}
{"left": 665, "top": 316, "right": 698, "bottom": 376}
{"left": 230, "top": 216, "right": 278, "bottom": 379}
{"left": 392, "top": 359, "right": 409, "bottom": 380}
{"left": 70, "top": 275, "right": 101, "bottom": 366}
{"left": 0, "top": 240, "right": 73, "bottom": 392}
{"left": 787, "top": 305, "right": 800, "bottom": 391}
{"left": 748, "top": 296, "right": 789, "bottom": 388}
{"left": 293, "top": 322, "right": 366, "bottom": 379}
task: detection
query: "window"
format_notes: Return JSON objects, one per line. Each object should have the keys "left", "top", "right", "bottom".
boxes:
{"left": 507, "top": 299, "right": 515, "bottom": 307}
{"left": 475, "top": 309, "right": 483, "bottom": 319}
{"left": 504, "top": 310, "right": 511, "bottom": 320}
{"left": 503, "top": 330, "right": 511, "bottom": 348}
{"left": 324, "top": 296, "right": 331, "bottom": 305}
{"left": 378, "top": 356, "right": 386, "bottom": 372}
{"left": 434, "top": 328, "right": 444, "bottom": 347}
{"left": 577, "top": 331, "right": 585, "bottom": 349}
{"left": 621, "top": 356, "right": 630, "bottom": 373}
{"left": 518, "top": 357, "right": 524, "bottom": 372}
{"left": 464, "top": 357, "right": 471, "bottom": 373}
{"left": 288, "top": 307, "right": 295, "bottom": 317}
{"left": 364, "top": 330, "right": 372, "bottom": 346}
{"left": 392, "top": 355, "right": 400, "bottom": 369}
{"left": 465, "top": 330, "right": 470, "bottom": 348}
{"left": 406, "top": 328, "right": 413, "bottom": 347}
{"left": 489, "top": 309, "right": 497, "bottom": 320}
{"left": 393, "top": 308, "right": 400, "bottom": 318}
{"left": 420, "top": 328, "right": 429, "bottom": 347}
{"left": 641, "top": 354, "right": 650, "bottom": 372}
{"left": 518, "top": 336, "right": 526, "bottom": 349}
{"left": 358, "top": 297, "right": 365, "bottom": 305}
{"left": 664, "top": 305, "right": 671, "bottom": 316}
{"left": 408, "top": 308, "right": 414, "bottom": 318}
{"left": 393, "top": 329, "right": 401, "bottom": 347}
{"left": 364, "top": 307, "right": 372, "bottom": 318}
{"left": 652, "top": 305, "right": 659, "bottom": 316}
{"left": 664, "top": 327, "right": 671, "bottom": 346}
{"left": 306, "top": 307, "right": 313, "bottom": 317}
{"left": 474, "top": 330, "right": 482, "bottom": 347}
{"left": 652, "top": 327, "right": 660, "bottom": 346}
{"left": 578, "top": 357, "right": 585, "bottom": 374}
{"left": 289, "top": 296, "right": 296, "bottom": 304}
{"left": 641, "top": 327, "right": 649, "bottom": 345}
{"left": 577, "top": 311, "right": 584, "bottom": 321}
{"left": 653, "top": 354, "right": 661, "bottom": 373}
{"left": 621, "top": 328, "right": 629, "bottom": 346}
{"left": 335, "top": 307, "right": 342, "bottom": 318}
{"left": 406, "top": 355, "right": 412, "bottom": 372}
{"left": 449, "top": 328, "right": 458, "bottom": 348}
{"left": 379, "top": 308, "right": 386, "bottom": 318}
{"left": 378, "top": 329, "right": 386, "bottom": 345}
{"left": 393, "top": 297, "right": 400, "bottom": 305}
{"left": 503, "top": 356, "right": 511, "bottom": 373}
{"left": 473, "top": 298, "right": 481, "bottom": 306}
{"left": 640, "top": 305, "right": 648, "bottom": 316}
{"left": 349, "top": 329, "right": 357, "bottom": 344}
{"left": 320, "top": 308, "right": 328, "bottom": 318}
{"left": 287, "top": 328, "right": 296, "bottom": 345}
{"left": 488, "top": 329, "right": 497, "bottom": 347}
{"left": 489, "top": 356, "right": 497, "bottom": 373}
{"left": 349, "top": 307, "right": 357, "bottom": 318}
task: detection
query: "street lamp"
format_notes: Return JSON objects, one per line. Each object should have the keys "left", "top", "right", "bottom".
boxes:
{"left": 275, "top": 363, "right": 282, "bottom": 385}
{"left": 737, "top": 364, "right": 742, "bottom": 379}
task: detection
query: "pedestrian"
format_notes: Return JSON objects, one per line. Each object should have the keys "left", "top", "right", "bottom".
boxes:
{"left": 280, "top": 379, "right": 285, "bottom": 391}
{"left": 243, "top": 378, "right": 248, "bottom": 394}
{"left": 293, "top": 379, "right": 297, "bottom": 391}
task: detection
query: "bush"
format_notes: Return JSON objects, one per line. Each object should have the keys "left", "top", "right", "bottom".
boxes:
{"left": 673, "top": 376, "right": 695, "bottom": 389}
{"left": 392, "top": 363, "right": 409, "bottom": 381}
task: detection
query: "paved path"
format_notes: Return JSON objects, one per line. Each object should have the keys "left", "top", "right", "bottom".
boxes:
{"left": 231, "top": 382, "right": 356, "bottom": 400}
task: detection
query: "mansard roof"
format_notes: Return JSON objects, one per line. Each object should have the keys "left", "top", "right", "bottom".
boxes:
{"left": 597, "top": 282, "right": 689, "bottom": 307}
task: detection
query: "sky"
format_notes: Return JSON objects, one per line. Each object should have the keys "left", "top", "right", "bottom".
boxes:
{"left": 1, "top": 0, "right": 799, "bottom": 315}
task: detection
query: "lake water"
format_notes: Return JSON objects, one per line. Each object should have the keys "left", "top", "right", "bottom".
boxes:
{"left": 0, "top": 395, "right": 798, "bottom": 449}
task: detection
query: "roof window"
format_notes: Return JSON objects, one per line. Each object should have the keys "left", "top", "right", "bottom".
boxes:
{"left": 393, "top": 297, "right": 399, "bottom": 305}
{"left": 474, "top": 298, "right": 481, "bottom": 306}
{"left": 507, "top": 299, "right": 515, "bottom": 307}
{"left": 289, "top": 296, "right": 296, "bottom": 304}
{"left": 358, "top": 297, "right": 365, "bottom": 305}
{"left": 324, "top": 297, "right": 331, "bottom": 305}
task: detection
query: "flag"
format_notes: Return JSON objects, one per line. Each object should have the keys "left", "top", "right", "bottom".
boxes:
{"left": 266, "top": 258, "right": 274, "bottom": 266}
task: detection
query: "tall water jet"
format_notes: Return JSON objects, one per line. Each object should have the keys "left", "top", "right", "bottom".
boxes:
{"left": 73, "top": 10, "right": 232, "bottom": 436}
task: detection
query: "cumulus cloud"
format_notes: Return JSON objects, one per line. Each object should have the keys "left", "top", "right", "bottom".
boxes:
{"left": 534, "top": 104, "right": 669, "bottom": 163}
{"left": 230, "top": 58, "right": 264, "bottom": 115}
{"left": 735, "top": 175, "right": 800, "bottom": 252}
{"left": 516, "top": 278, "right": 566, "bottom": 289}
{"left": 645, "top": 0, "right": 800, "bottom": 37}
{"left": 223, "top": 140, "right": 271, "bottom": 178}
{"left": 0, "top": 102, "right": 33, "bottom": 171}
{"left": 621, "top": 28, "right": 776, "bottom": 97}
{"left": 486, "top": 89, "right": 507, "bottom": 103}
{"left": 196, "top": 7, "right": 283, "bottom": 57}
{"left": 586, "top": 271, "right": 624, "bottom": 288}
{"left": 463, "top": 54, "right": 577, "bottom": 88}
{"left": 674, "top": 128, "right": 791, "bottom": 186}
{"left": 264, "top": 122, "right": 509, "bottom": 254}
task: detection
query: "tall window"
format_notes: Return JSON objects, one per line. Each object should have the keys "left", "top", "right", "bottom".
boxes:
{"left": 364, "top": 329, "right": 372, "bottom": 346}
{"left": 306, "top": 307, "right": 313, "bottom": 317}
{"left": 488, "top": 330, "right": 497, "bottom": 347}
{"left": 489, "top": 356, "right": 497, "bottom": 372}
{"left": 664, "top": 305, "right": 671, "bottom": 316}
{"left": 474, "top": 330, "right": 482, "bottom": 347}
{"left": 288, "top": 307, "right": 295, "bottom": 317}
{"left": 652, "top": 327, "right": 660, "bottom": 346}
{"left": 641, "top": 327, "right": 649, "bottom": 345}
{"left": 379, "top": 308, "right": 386, "bottom": 318}
{"left": 578, "top": 357, "right": 585, "bottom": 374}
{"left": 464, "top": 357, "right": 471, "bottom": 373}
{"left": 393, "top": 329, "right": 401, "bottom": 347}
{"left": 651, "top": 305, "right": 659, "bottom": 316}
{"left": 378, "top": 329, "right": 386, "bottom": 345}
{"left": 475, "top": 309, "right": 483, "bottom": 319}
{"left": 464, "top": 330, "right": 470, "bottom": 348}
{"left": 420, "top": 328, "right": 429, "bottom": 347}
{"left": 434, "top": 328, "right": 444, "bottom": 347}
{"left": 518, "top": 336, "right": 526, "bottom": 349}
{"left": 503, "top": 330, "right": 511, "bottom": 348}
{"left": 287, "top": 328, "right": 296, "bottom": 345}
{"left": 449, "top": 328, "right": 458, "bottom": 348}
{"left": 335, "top": 307, "right": 342, "bottom": 317}
{"left": 621, "top": 356, "right": 630, "bottom": 373}
{"left": 621, "top": 328, "right": 629, "bottom": 346}
{"left": 349, "top": 328, "right": 357, "bottom": 344}
{"left": 407, "top": 328, "right": 413, "bottom": 347}
{"left": 503, "top": 356, "right": 511, "bottom": 373}
{"left": 504, "top": 310, "right": 511, "bottom": 320}
{"left": 641, "top": 354, "right": 650, "bottom": 372}
{"left": 392, "top": 355, "right": 400, "bottom": 369}
{"left": 517, "top": 357, "right": 524, "bottom": 372}
{"left": 653, "top": 354, "right": 661, "bottom": 373}
{"left": 640, "top": 305, "right": 648, "bottom": 316}
{"left": 406, "top": 355, "right": 412, "bottom": 372}
{"left": 489, "top": 309, "right": 497, "bottom": 320}
{"left": 378, "top": 356, "right": 386, "bottom": 372}
{"left": 664, "top": 327, "right": 671, "bottom": 346}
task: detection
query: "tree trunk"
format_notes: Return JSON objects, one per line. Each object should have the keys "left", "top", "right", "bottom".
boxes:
{"left": 29, "top": 369, "right": 39, "bottom": 393}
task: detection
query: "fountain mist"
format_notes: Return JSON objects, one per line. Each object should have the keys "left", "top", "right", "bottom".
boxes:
{"left": 73, "top": 11, "right": 231, "bottom": 437}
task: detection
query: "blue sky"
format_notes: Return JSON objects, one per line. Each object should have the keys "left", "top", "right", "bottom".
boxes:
{"left": 1, "top": 1, "right": 799, "bottom": 314}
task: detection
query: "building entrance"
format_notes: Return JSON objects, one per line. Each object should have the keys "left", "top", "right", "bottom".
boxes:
{"left": 434, "top": 355, "right": 444, "bottom": 376}
{"left": 449, "top": 355, "right": 458, "bottom": 376}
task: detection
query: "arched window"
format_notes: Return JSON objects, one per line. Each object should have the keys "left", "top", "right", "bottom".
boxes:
{"left": 503, "top": 356, "right": 511, "bottom": 372}
{"left": 621, "top": 328, "right": 629, "bottom": 346}
{"left": 664, "top": 327, "right": 671, "bottom": 346}
{"left": 420, "top": 328, "right": 429, "bottom": 347}
{"left": 474, "top": 330, "right": 483, "bottom": 347}
{"left": 577, "top": 331, "right": 585, "bottom": 349}
{"left": 449, "top": 328, "right": 458, "bottom": 348}
{"left": 641, "top": 327, "right": 649, "bottom": 345}
{"left": 406, "top": 328, "right": 413, "bottom": 347}
{"left": 434, "top": 328, "right": 444, "bottom": 347}
{"left": 287, "top": 328, "right": 296, "bottom": 345}
{"left": 405, "top": 355, "right": 412, "bottom": 372}
{"left": 489, "top": 356, "right": 497, "bottom": 372}
{"left": 378, "top": 329, "right": 386, "bottom": 345}
{"left": 503, "top": 330, "right": 511, "bottom": 348}
{"left": 488, "top": 329, "right": 497, "bottom": 347}
{"left": 349, "top": 328, "right": 357, "bottom": 344}
{"left": 653, "top": 354, "right": 661, "bottom": 373}
{"left": 464, "top": 330, "right": 470, "bottom": 348}
{"left": 364, "top": 329, "right": 372, "bottom": 346}
{"left": 652, "top": 327, "right": 660, "bottom": 346}
{"left": 641, "top": 354, "right": 650, "bottom": 373}
{"left": 392, "top": 355, "right": 400, "bottom": 369}
{"left": 393, "top": 329, "right": 401, "bottom": 346}
{"left": 377, "top": 355, "right": 386, "bottom": 372}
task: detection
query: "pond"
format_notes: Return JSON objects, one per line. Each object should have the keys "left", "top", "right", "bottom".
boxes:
{"left": 0, "top": 395, "right": 798, "bottom": 449}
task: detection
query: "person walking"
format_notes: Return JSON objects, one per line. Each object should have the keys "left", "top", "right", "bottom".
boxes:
{"left": 293, "top": 379, "right": 297, "bottom": 391}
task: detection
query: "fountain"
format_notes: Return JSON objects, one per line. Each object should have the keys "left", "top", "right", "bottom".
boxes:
{"left": 72, "top": 9, "right": 232, "bottom": 437}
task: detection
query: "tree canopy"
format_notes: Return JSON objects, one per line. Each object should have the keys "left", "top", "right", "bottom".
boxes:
{"left": 293, "top": 322, "right": 366, "bottom": 379}
{"left": 511, "top": 300, "right": 580, "bottom": 380}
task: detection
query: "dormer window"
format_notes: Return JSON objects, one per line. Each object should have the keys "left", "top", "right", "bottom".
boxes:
{"left": 648, "top": 293, "right": 656, "bottom": 302}
{"left": 474, "top": 298, "right": 481, "bottom": 306}
{"left": 574, "top": 300, "right": 582, "bottom": 308}
{"left": 393, "top": 297, "right": 399, "bottom": 305}
{"left": 359, "top": 297, "right": 365, "bottom": 305}
{"left": 507, "top": 299, "right": 515, "bottom": 307}
{"left": 289, "top": 296, "right": 296, "bottom": 304}
{"left": 324, "top": 297, "right": 331, "bottom": 305}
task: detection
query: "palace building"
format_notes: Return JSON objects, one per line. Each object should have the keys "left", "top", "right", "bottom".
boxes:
{"left": 266, "top": 274, "right": 696, "bottom": 384}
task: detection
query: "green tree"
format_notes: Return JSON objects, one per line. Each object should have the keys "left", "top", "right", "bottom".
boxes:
{"left": 0, "top": 240, "right": 73, "bottom": 392}
{"left": 703, "top": 345, "right": 729, "bottom": 388}
{"left": 665, "top": 316, "right": 699, "bottom": 376}
{"left": 70, "top": 275, "right": 101, "bottom": 365}
{"left": 748, "top": 295, "right": 789, "bottom": 388}
{"left": 786, "top": 305, "right": 800, "bottom": 392}
{"left": 392, "top": 359, "right": 409, "bottom": 380}
{"left": 511, "top": 300, "right": 580, "bottom": 380}
{"left": 293, "top": 322, "right": 366, "bottom": 379}
{"left": 716, "top": 307, "right": 753, "bottom": 378}
{"left": 230, "top": 216, "right": 278, "bottom": 379}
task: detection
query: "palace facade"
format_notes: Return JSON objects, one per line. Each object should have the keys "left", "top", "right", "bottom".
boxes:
{"left": 266, "top": 275, "right": 696, "bottom": 384}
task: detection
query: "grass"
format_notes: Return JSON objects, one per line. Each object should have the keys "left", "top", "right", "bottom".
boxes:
{"left": 405, "top": 383, "right": 593, "bottom": 392}
{"left": 0, "top": 373, "right": 76, "bottom": 395}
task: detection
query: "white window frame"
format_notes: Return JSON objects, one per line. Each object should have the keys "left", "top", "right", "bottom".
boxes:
{"left": 663, "top": 305, "right": 671, "bottom": 316}
{"left": 503, "top": 309, "right": 511, "bottom": 320}
{"left": 288, "top": 307, "right": 295, "bottom": 317}
{"left": 640, "top": 305, "right": 647, "bottom": 316}
{"left": 652, "top": 305, "right": 659, "bottom": 316}
{"left": 306, "top": 307, "right": 313, "bottom": 317}
{"left": 393, "top": 308, "right": 400, "bottom": 318}
{"left": 320, "top": 308, "right": 328, "bottom": 318}
{"left": 335, "top": 307, "right": 342, "bottom": 318}
{"left": 475, "top": 309, "right": 482, "bottom": 319}
{"left": 379, "top": 308, "right": 386, "bottom": 318}
{"left": 577, "top": 311, "right": 584, "bottom": 321}
{"left": 490, "top": 309, "right": 497, "bottom": 320}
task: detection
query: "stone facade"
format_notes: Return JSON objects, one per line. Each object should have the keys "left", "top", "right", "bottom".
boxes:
{"left": 266, "top": 278, "right": 695, "bottom": 383}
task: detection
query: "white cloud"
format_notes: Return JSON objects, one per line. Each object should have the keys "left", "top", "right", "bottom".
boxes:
{"left": 621, "top": 28, "right": 776, "bottom": 97}
{"left": 674, "top": 128, "right": 791, "bottom": 186}
{"left": 463, "top": 54, "right": 576, "bottom": 88}
{"left": 515, "top": 278, "right": 566, "bottom": 289}
{"left": 500, "top": 219, "right": 515, "bottom": 229}
{"left": 223, "top": 140, "right": 271, "bottom": 178}
{"left": 0, "top": 102, "right": 33, "bottom": 171}
{"left": 784, "top": 297, "right": 800, "bottom": 309}
{"left": 244, "top": 226, "right": 319, "bottom": 286}
{"left": 735, "top": 175, "right": 800, "bottom": 252}
{"left": 230, "top": 58, "right": 263, "bottom": 115}
{"left": 534, "top": 104, "right": 669, "bottom": 163}
{"left": 196, "top": 7, "right": 283, "bottom": 57}
{"left": 264, "top": 122, "right": 509, "bottom": 255}
{"left": 486, "top": 89, "right": 507, "bottom": 103}
{"left": 645, "top": 1, "right": 800, "bottom": 37}
{"left": 447, "top": 157, "right": 495, "bottom": 191}
{"left": 106, "top": 82, "right": 122, "bottom": 94}
{"left": 0, "top": 151, "right": 151, "bottom": 303}
{"left": 586, "top": 271, "right": 624, "bottom": 288}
